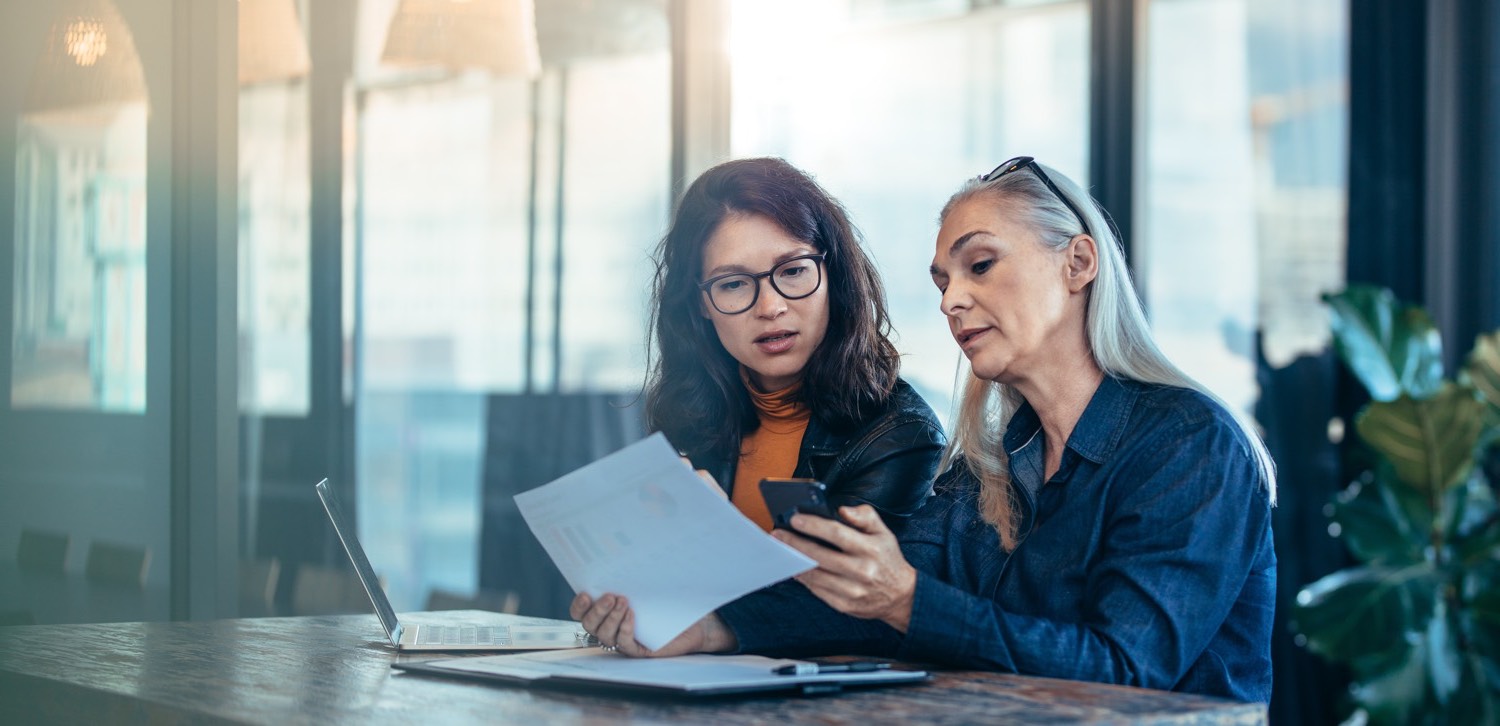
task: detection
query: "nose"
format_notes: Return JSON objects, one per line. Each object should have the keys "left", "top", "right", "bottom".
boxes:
{"left": 752, "top": 277, "right": 786, "bottom": 319}
{"left": 940, "top": 280, "right": 968, "bottom": 318}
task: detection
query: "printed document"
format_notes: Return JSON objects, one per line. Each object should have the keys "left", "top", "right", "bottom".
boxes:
{"left": 514, "top": 433, "right": 816, "bottom": 650}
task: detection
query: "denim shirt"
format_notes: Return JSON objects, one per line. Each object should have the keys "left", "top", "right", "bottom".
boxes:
{"left": 717, "top": 376, "right": 1277, "bottom": 703}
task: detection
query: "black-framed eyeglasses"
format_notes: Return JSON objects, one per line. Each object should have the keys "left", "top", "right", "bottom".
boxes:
{"left": 982, "top": 156, "right": 1092, "bottom": 237}
{"left": 697, "top": 253, "right": 826, "bottom": 315}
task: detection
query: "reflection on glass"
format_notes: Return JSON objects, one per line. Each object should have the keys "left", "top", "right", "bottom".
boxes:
{"left": 12, "top": 0, "right": 150, "bottom": 412}
{"left": 239, "top": 81, "right": 312, "bottom": 416}
{"left": 557, "top": 53, "right": 670, "bottom": 391}
{"left": 1139, "top": 0, "right": 1347, "bottom": 414}
{"left": 353, "top": 0, "right": 671, "bottom": 608}
{"left": 730, "top": 0, "right": 1089, "bottom": 418}
{"left": 12, "top": 105, "right": 148, "bottom": 412}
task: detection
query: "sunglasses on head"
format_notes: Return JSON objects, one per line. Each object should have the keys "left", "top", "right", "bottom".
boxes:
{"left": 982, "top": 156, "right": 1092, "bottom": 237}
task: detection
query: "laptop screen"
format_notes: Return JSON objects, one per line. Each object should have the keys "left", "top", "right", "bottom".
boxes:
{"left": 315, "top": 479, "right": 402, "bottom": 642}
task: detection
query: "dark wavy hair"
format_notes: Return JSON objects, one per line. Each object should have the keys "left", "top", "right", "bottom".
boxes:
{"left": 644, "top": 157, "right": 901, "bottom": 461}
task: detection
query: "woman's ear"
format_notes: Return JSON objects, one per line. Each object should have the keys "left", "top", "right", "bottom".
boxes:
{"left": 1065, "top": 235, "right": 1099, "bottom": 293}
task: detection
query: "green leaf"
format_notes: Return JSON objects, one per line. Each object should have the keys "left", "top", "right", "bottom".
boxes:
{"left": 1324, "top": 286, "right": 1445, "bottom": 401}
{"left": 1427, "top": 600, "right": 1462, "bottom": 705}
{"left": 1462, "top": 330, "right": 1500, "bottom": 430}
{"left": 1356, "top": 384, "right": 1486, "bottom": 498}
{"left": 1294, "top": 564, "right": 1438, "bottom": 663}
{"left": 1332, "top": 477, "right": 1427, "bottom": 565}
{"left": 1445, "top": 651, "right": 1500, "bottom": 726}
{"left": 1453, "top": 601, "right": 1500, "bottom": 725}
{"left": 1465, "top": 563, "right": 1500, "bottom": 629}
{"left": 1447, "top": 470, "right": 1498, "bottom": 547}
{"left": 1349, "top": 632, "right": 1429, "bottom": 725}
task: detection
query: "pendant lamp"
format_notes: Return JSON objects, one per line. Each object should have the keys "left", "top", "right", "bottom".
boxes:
{"left": 380, "top": 0, "right": 541, "bottom": 76}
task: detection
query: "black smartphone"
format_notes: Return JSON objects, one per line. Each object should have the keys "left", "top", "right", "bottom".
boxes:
{"left": 758, "top": 478, "right": 843, "bottom": 532}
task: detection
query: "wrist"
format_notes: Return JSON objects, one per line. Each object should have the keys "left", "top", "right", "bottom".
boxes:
{"left": 701, "top": 613, "right": 738, "bottom": 653}
{"left": 881, "top": 565, "right": 918, "bottom": 634}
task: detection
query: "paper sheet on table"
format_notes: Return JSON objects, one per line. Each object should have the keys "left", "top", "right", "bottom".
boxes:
{"left": 513, "top": 433, "right": 816, "bottom": 651}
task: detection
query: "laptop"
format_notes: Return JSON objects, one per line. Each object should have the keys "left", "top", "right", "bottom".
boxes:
{"left": 314, "top": 478, "right": 588, "bottom": 652}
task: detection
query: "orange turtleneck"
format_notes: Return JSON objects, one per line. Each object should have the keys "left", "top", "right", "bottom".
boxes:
{"left": 731, "top": 370, "right": 812, "bottom": 531}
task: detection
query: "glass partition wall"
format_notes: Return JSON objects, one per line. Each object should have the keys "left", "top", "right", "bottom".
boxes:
{"left": 1, "top": 1, "right": 1350, "bottom": 659}
{"left": 1, "top": 0, "right": 238, "bottom": 623}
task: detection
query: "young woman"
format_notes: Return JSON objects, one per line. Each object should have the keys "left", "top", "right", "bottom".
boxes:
{"left": 645, "top": 156, "right": 944, "bottom": 531}
{"left": 576, "top": 157, "right": 1277, "bottom": 704}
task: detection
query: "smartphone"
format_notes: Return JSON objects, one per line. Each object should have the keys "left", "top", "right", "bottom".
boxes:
{"left": 758, "top": 478, "right": 843, "bottom": 532}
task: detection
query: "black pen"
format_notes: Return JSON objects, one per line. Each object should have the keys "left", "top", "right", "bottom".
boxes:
{"left": 773, "top": 662, "right": 891, "bottom": 676}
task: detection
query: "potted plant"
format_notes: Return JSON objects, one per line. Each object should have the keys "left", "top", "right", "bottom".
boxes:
{"left": 1292, "top": 285, "right": 1500, "bottom": 723}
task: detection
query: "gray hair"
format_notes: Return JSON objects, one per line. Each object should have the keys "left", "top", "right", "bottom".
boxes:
{"left": 938, "top": 163, "right": 1277, "bottom": 550}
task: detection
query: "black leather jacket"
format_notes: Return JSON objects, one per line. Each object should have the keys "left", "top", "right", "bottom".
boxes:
{"left": 687, "top": 378, "right": 946, "bottom": 519}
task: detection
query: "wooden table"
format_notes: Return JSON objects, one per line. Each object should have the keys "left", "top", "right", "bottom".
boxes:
{"left": 0, "top": 611, "right": 1266, "bottom": 724}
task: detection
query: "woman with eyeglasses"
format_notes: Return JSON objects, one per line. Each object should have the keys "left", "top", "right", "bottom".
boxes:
{"left": 573, "top": 157, "right": 1277, "bottom": 704}
{"left": 632, "top": 156, "right": 944, "bottom": 528}
{"left": 571, "top": 157, "right": 943, "bottom": 651}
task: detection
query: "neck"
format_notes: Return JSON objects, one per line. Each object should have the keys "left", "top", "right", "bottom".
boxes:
{"left": 1009, "top": 333, "right": 1104, "bottom": 478}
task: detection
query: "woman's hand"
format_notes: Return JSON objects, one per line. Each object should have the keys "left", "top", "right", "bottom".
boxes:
{"left": 680, "top": 455, "right": 727, "bottom": 499}
{"left": 772, "top": 504, "right": 918, "bottom": 633}
{"left": 569, "top": 592, "right": 737, "bottom": 657}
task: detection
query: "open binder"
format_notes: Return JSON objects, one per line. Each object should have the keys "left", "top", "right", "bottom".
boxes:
{"left": 394, "top": 649, "right": 929, "bottom": 697}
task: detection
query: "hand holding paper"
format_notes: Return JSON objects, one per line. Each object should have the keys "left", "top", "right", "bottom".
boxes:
{"left": 513, "top": 433, "right": 815, "bottom": 651}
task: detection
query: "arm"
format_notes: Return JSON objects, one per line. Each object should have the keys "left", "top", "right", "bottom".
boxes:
{"left": 717, "top": 472, "right": 970, "bottom": 657}
{"left": 898, "top": 422, "right": 1273, "bottom": 691}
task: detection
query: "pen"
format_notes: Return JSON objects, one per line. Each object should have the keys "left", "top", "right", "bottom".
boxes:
{"left": 772, "top": 662, "right": 891, "bottom": 676}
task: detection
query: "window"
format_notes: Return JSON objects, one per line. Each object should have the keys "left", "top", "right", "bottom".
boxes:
{"left": 730, "top": 0, "right": 1090, "bottom": 417}
{"left": 1138, "top": 0, "right": 1348, "bottom": 413}
{"left": 13, "top": 105, "right": 148, "bottom": 412}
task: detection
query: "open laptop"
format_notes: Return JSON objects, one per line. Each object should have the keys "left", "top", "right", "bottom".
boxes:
{"left": 315, "top": 478, "right": 587, "bottom": 652}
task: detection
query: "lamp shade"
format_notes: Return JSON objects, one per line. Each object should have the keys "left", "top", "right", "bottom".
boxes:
{"left": 381, "top": 0, "right": 541, "bottom": 76}
{"left": 24, "top": 0, "right": 148, "bottom": 113}
{"left": 534, "top": 0, "right": 667, "bottom": 67}
{"left": 239, "top": 0, "right": 312, "bottom": 86}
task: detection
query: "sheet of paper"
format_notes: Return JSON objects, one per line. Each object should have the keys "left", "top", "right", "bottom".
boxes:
{"left": 513, "top": 433, "right": 815, "bottom": 651}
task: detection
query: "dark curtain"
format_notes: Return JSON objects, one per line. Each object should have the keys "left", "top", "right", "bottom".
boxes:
{"left": 478, "top": 393, "right": 647, "bottom": 619}
{"left": 1259, "top": 344, "right": 1352, "bottom": 724}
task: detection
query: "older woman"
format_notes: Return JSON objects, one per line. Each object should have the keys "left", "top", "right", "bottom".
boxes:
{"left": 574, "top": 157, "right": 1277, "bottom": 704}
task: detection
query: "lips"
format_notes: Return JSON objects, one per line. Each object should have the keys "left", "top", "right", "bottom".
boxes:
{"left": 755, "top": 330, "right": 798, "bottom": 354}
{"left": 955, "top": 326, "right": 990, "bottom": 348}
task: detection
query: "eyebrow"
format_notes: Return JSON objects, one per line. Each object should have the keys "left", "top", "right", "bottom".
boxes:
{"left": 705, "top": 247, "right": 818, "bottom": 278}
{"left": 929, "top": 230, "right": 990, "bottom": 276}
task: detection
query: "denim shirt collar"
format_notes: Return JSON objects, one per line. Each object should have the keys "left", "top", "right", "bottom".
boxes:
{"left": 1001, "top": 375, "right": 1139, "bottom": 466}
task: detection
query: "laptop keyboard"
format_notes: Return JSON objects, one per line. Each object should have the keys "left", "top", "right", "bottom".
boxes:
{"left": 415, "top": 625, "right": 511, "bottom": 646}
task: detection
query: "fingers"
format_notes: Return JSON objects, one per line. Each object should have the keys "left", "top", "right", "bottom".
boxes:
{"left": 614, "top": 609, "right": 651, "bottom": 657}
{"left": 696, "top": 470, "right": 726, "bottom": 498}
{"left": 596, "top": 596, "right": 629, "bottom": 647}
{"left": 838, "top": 504, "right": 886, "bottom": 535}
{"left": 578, "top": 593, "right": 629, "bottom": 646}
{"left": 786, "top": 512, "right": 869, "bottom": 554}
{"left": 795, "top": 565, "right": 865, "bottom": 604}
{"left": 569, "top": 593, "right": 592, "bottom": 621}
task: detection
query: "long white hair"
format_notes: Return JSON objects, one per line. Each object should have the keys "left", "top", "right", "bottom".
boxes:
{"left": 939, "top": 162, "right": 1277, "bottom": 550}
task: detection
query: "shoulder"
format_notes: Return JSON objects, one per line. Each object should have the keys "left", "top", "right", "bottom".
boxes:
{"left": 1118, "top": 381, "right": 1252, "bottom": 457}
{"left": 884, "top": 378, "right": 944, "bottom": 430}
{"left": 1106, "top": 380, "right": 1271, "bottom": 505}
{"left": 857, "top": 378, "right": 946, "bottom": 452}
{"left": 820, "top": 377, "right": 943, "bottom": 441}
